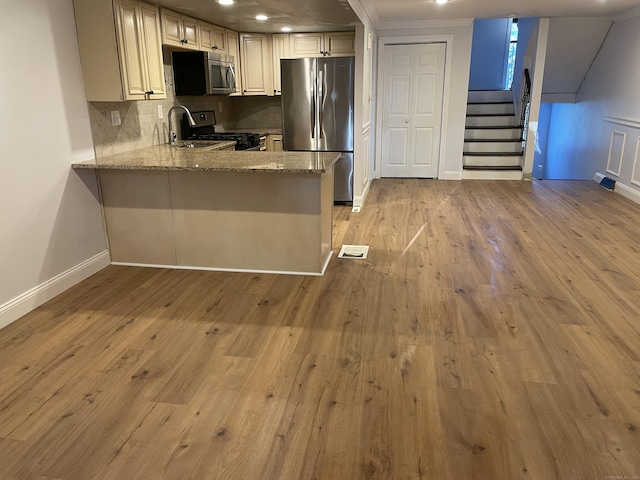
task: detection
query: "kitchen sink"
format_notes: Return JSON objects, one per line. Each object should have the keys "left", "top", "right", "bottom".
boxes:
{"left": 174, "top": 141, "right": 222, "bottom": 149}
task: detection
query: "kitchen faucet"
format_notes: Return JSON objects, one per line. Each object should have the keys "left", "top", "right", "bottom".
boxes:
{"left": 168, "top": 104, "right": 196, "bottom": 145}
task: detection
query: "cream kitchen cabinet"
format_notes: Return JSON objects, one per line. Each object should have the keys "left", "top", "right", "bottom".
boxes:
{"left": 160, "top": 9, "right": 198, "bottom": 50}
{"left": 199, "top": 21, "right": 227, "bottom": 53}
{"left": 226, "top": 30, "right": 243, "bottom": 96}
{"left": 266, "top": 134, "right": 283, "bottom": 152}
{"left": 239, "top": 33, "right": 272, "bottom": 96}
{"left": 271, "top": 34, "right": 290, "bottom": 95}
{"left": 289, "top": 32, "right": 355, "bottom": 57}
{"left": 73, "top": 0, "right": 166, "bottom": 101}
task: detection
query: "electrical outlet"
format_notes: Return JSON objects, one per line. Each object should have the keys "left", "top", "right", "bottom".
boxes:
{"left": 110, "top": 110, "right": 121, "bottom": 126}
{"left": 157, "top": 105, "right": 163, "bottom": 119}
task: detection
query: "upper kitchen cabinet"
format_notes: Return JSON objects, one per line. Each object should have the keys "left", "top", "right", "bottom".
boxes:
{"left": 160, "top": 9, "right": 198, "bottom": 50}
{"left": 73, "top": 0, "right": 166, "bottom": 102}
{"left": 199, "top": 21, "right": 227, "bottom": 53}
{"left": 226, "top": 30, "right": 243, "bottom": 96}
{"left": 271, "top": 34, "right": 290, "bottom": 95}
{"left": 239, "top": 33, "right": 271, "bottom": 96}
{"left": 289, "top": 32, "right": 355, "bottom": 57}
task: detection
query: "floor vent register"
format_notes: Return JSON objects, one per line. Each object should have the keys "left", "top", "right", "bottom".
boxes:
{"left": 338, "top": 245, "right": 370, "bottom": 259}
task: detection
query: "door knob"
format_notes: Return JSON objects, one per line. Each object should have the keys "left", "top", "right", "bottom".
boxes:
{"left": 405, "top": 119, "right": 409, "bottom": 124}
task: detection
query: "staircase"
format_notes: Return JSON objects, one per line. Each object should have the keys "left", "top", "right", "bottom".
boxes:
{"left": 463, "top": 90, "right": 524, "bottom": 180}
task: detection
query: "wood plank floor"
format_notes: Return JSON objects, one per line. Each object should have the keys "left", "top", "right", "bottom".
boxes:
{"left": 1, "top": 179, "right": 640, "bottom": 480}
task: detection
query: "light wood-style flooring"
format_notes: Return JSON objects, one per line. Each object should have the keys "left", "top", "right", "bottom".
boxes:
{"left": 1, "top": 179, "right": 640, "bottom": 479}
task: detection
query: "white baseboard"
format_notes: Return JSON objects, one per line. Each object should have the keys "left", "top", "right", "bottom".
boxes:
{"left": 441, "top": 171, "right": 463, "bottom": 180}
{"left": 614, "top": 182, "right": 640, "bottom": 204}
{"left": 593, "top": 171, "right": 640, "bottom": 205}
{"left": 0, "top": 250, "right": 111, "bottom": 331}
{"left": 111, "top": 251, "right": 333, "bottom": 277}
{"left": 353, "top": 179, "right": 371, "bottom": 208}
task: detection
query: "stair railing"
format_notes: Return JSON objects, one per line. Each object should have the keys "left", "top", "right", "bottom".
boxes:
{"left": 521, "top": 69, "right": 531, "bottom": 150}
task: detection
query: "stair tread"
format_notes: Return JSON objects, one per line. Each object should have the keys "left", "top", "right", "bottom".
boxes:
{"left": 467, "top": 102, "right": 513, "bottom": 105}
{"left": 463, "top": 165, "right": 523, "bottom": 171}
{"left": 464, "top": 139, "right": 523, "bottom": 143}
{"left": 466, "top": 113, "right": 517, "bottom": 117}
{"left": 463, "top": 152, "right": 523, "bottom": 157}
{"left": 465, "top": 126, "right": 523, "bottom": 129}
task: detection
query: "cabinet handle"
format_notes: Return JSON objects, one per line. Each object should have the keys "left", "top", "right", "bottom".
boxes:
{"left": 145, "top": 90, "right": 154, "bottom": 96}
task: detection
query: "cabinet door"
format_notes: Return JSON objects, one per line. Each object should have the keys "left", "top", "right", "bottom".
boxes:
{"left": 290, "top": 33, "right": 323, "bottom": 57}
{"left": 116, "top": 0, "right": 147, "bottom": 100}
{"left": 181, "top": 16, "right": 199, "bottom": 49}
{"left": 212, "top": 25, "right": 227, "bottom": 52}
{"left": 226, "top": 30, "right": 242, "bottom": 96}
{"left": 139, "top": 3, "right": 166, "bottom": 99}
{"left": 325, "top": 32, "right": 355, "bottom": 56}
{"left": 240, "top": 34, "right": 270, "bottom": 95}
{"left": 267, "top": 134, "right": 283, "bottom": 152}
{"left": 271, "top": 34, "right": 289, "bottom": 95}
{"left": 199, "top": 21, "right": 215, "bottom": 50}
{"left": 160, "top": 8, "right": 182, "bottom": 47}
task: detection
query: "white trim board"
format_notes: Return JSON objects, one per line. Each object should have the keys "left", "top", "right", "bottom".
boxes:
{"left": 354, "top": 178, "right": 371, "bottom": 208}
{"left": 112, "top": 251, "right": 334, "bottom": 277}
{"left": 593, "top": 172, "right": 640, "bottom": 205}
{"left": 603, "top": 115, "right": 640, "bottom": 129}
{"left": 0, "top": 250, "right": 110, "bottom": 331}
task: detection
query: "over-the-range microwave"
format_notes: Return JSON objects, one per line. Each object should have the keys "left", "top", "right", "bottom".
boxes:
{"left": 172, "top": 51, "right": 236, "bottom": 96}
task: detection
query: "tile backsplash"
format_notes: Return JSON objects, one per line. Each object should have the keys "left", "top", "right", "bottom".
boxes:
{"left": 87, "top": 62, "right": 282, "bottom": 158}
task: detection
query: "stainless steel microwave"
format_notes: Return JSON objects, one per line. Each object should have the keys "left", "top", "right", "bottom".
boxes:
{"left": 172, "top": 51, "right": 236, "bottom": 96}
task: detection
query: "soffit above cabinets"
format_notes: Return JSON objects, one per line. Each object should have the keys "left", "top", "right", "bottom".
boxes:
{"left": 151, "top": 0, "right": 360, "bottom": 33}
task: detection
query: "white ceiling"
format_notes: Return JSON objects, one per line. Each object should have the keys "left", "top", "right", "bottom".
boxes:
{"left": 154, "top": 0, "right": 640, "bottom": 33}
{"left": 368, "top": 0, "right": 640, "bottom": 26}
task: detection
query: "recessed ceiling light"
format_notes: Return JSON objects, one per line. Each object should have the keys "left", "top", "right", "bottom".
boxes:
{"left": 281, "top": 26, "right": 292, "bottom": 32}
{"left": 218, "top": 0, "right": 233, "bottom": 4}
{"left": 256, "top": 14, "right": 268, "bottom": 21}
{"left": 434, "top": 0, "right": 448, "bottom": 4}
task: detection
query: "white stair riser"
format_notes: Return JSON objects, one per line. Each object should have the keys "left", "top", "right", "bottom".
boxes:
{"left": 463, "top": 155, "right": 522, "bottom": 167}
{"left": 466, "top": 116, "right": 518, "bottom": 127}
{"left": 463, "top": 169, "right": 523, "bottom": 180}
{"left": 467, "top": 103, "right": 514, "bottom": 115}
{"left": 468, "top": 90, "right": 513, "bottom": 103}
{"left": 464, "top": 141, "right": 523, "bottom": 153}
{"left": 465, "top": 128, "right": 521, "bottom": 140}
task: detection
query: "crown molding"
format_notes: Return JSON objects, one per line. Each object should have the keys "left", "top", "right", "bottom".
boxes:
{"left": 613, "top": 5, "right": 640, "bottom": 22}
{"left": 348, "top": 0, "right": 382, "bottom": 29}
{"left": 378, "top": 17, "right": 473, "bottom": 31}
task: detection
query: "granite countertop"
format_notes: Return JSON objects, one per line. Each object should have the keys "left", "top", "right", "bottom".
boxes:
{"left": 72, "top": 143, "right": 339, "bottom": 174}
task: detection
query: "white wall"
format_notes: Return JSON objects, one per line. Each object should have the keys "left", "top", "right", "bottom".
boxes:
{"left": 542, "top": 14, "right": 640, "bottom": 187}
{"left": 469, "top": 18, "right": 511, "bottom": 91}
{"left": 0, "top": 0, "right": 109, "bottom": 328}
{"left": 347, "top": 0, "right": 378, "bottom": 206}
{"left": 375, "top": 23, "right": 473, "bottom": 180}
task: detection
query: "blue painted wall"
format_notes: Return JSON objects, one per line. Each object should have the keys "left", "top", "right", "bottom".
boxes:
{"left": 469, "top": 18, "right": 511, "bottom": 90}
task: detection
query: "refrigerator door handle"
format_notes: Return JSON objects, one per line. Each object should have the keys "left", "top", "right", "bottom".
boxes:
{"left": 318, "top": 68, "right": 324, "bottom": 139}
{"left": 310, "top": 71, "right": 316, "bottom": 139}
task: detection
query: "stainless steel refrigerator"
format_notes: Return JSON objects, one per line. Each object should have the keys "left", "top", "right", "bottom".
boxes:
{"left": 281, "top": 57, "right": 354, "bottom": 203}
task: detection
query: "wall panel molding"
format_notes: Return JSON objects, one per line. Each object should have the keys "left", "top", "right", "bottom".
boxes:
{"left": 606, "top": 130, "right": 626, "bottom": 176}
{"left": 603, "top": 115, "right": 640, "bottom": 129}
{"left": 631, "top": 136, "right": 640, "bottom": 187}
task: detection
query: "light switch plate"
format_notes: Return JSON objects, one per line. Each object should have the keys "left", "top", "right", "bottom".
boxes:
{"left": 157, "top": 105, "right": 163, "bottom": 119}
{"left": 110, "top": 110, "right": 121, "bottom": 126}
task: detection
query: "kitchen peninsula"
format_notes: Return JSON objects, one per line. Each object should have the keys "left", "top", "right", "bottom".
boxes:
{"left": 73, "top": 145, "right": 338, "bottom": 275}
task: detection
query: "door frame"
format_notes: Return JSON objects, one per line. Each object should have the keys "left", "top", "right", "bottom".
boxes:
{"left": 374, "top": 35, "right": 454, "bottom": 180}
